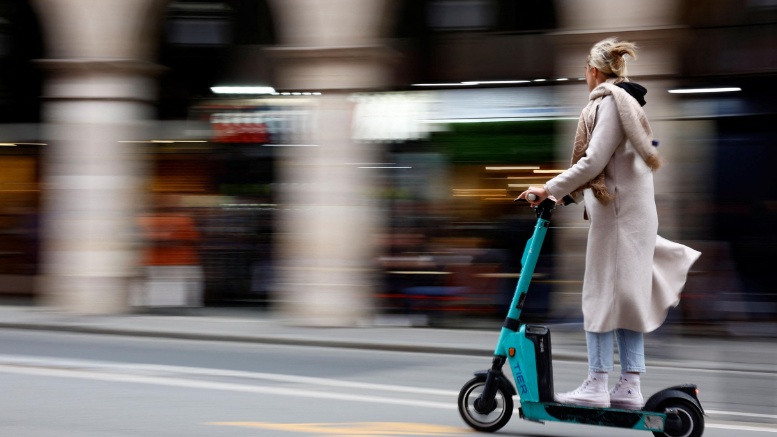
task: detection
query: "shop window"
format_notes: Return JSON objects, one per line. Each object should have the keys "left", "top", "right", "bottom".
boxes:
{"left": 166, "top": 19, "right": 232, "bottom": 45}
{"left": 427, "top": 0, "right": 497, "bottom": 30}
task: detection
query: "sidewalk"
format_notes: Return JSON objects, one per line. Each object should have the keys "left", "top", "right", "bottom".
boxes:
{"left": 0, "top": 306, "right": 774, "bottom": 374}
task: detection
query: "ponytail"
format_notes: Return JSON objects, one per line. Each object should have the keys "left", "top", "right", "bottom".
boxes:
{"left": 589, "top": 38, "right": 638, "bottom": 77}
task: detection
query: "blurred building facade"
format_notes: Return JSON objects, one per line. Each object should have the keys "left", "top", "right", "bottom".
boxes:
{"left": 0, "top": 0, "right": 773, "bottom": 329}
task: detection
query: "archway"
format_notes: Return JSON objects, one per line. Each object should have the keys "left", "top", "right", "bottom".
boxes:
{"left": 389, "top": 0, "right": 557, "bottom": 85}
{"left": 157, "top": 0, "right": 277, "bottom": 119}
{"left": 0, "top": 0, "right": 43, "bottom": 123}
{"left": 145, "top": 0, "right": 281, "bottom": 307}
{"left": 376, "top": 0, "right": 562, "bottom": 322}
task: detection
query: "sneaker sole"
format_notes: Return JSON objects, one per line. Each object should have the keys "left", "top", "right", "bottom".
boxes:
{"left": 553, "top": 396, "right": 610, "bottom": 409}
{"left": 610, "top": 401, "right": 644, "bottom": 410}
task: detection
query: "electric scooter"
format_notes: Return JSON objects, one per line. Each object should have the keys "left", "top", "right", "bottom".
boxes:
{"left": 458, "top": 194, "right": 705, "bottom": 437}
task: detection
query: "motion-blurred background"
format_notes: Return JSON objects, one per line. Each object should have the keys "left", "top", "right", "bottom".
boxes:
{"left": 0, "top": 0, "right": 775, "bottom": 335}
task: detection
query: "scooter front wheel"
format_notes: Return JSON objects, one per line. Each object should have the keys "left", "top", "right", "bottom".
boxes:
{"left": 458, "top": 377, "right": 514, "bottom": 432}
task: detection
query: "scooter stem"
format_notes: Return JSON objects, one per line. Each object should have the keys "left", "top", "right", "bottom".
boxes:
{"left": 495, "top": 198, "right": 555, "bottom": 356}
{"left": 476, "top": 198, "right": 555, "bottom": 413}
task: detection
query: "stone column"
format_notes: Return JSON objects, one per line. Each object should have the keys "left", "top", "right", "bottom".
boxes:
{"left": 37, "top": 60, "right": 159, "bottom": 313}
{"left": 267, "top": 41, "right": 396, "bottom": 325}
{"left": 272, "top": 92, "right": 380, "bottom": 325}
{"left": 30, "top": 0, "right": 163, "bottom": 313}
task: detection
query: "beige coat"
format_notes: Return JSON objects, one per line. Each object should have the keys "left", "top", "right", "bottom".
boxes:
{"left": 545, "top": 96, "right": 700, "bottom": 333}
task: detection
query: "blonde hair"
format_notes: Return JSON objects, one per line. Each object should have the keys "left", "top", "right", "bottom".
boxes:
{"left": 588, "top": 38, "right": 637, "bottom": 77}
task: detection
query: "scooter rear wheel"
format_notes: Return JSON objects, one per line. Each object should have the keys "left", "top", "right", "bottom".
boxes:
{"left": 652, "top": 399, "right": 704, "bottom": 437}
{"left": 458, "top": 377, "right": 514, "bottom": 432}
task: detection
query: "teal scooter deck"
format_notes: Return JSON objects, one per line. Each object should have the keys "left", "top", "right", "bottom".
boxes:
{"left": 520, "top": 401, "right": 666, "bottom": 431}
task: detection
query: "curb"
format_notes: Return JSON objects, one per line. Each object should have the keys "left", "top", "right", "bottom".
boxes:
{"left": 0, "top": 322, "right": 499, "bottom": 356}
{"left": 0, "top": 321, "right": 583, "bottom": 359}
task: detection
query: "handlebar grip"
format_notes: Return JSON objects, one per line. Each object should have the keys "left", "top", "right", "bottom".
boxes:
{"left": 514, "top": 193, "right": 539, "bottom": 203}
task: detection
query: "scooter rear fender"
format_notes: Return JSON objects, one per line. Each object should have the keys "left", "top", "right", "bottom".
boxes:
{"left": 644, "top": 385, "right": 704, "bottom": 415}
{"left": 474, "top": 370, "right": 518, "bottom": 397}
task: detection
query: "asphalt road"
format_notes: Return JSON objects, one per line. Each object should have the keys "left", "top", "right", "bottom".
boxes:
{"left": 0, "top": 329, "right": 775, "bottom": 437}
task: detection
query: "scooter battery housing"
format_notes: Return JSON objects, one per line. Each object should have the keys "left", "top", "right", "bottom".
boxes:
{"left": 525, "top": 325, "right": 554, "bottom": 402}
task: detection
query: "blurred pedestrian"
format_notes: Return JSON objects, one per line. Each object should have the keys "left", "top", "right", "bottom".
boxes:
{"left": 518, "top": 38, "right": 700, "bottom": 409}
{"left": 136, "top": 195, "right": 203, "bottom": 307}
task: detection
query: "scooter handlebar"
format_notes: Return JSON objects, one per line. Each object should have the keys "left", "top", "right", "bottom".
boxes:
{"left": 514, "top": 193, "right": 575, "bottom": 207}
{"left": 513, "top": 195, "right": 556, "bottom": 220}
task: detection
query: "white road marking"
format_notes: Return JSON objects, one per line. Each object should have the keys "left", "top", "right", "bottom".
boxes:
{"left": 707, "top": 410, "right": 777, "bottom": 420}
{"left": 0, "top": 354, "right": 459, "bottom": 396}
{"left": 709, "top": 424, "right": 777, "bottom": 433}
{"left": 648, "top": 364, "right": 777, "bottom": 377}
{"left": 0, "top": 364, "right": 457, "bottom": 410}
{"left": 551, "top": 359, "right": 777, "bottom": 377}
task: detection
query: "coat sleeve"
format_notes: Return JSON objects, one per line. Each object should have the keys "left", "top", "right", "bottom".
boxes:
{"left": 545, "top": 97, "right": 624, "bottom": 199}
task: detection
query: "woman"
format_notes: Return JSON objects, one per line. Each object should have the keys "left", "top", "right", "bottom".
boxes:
{"left": 517, "top": 38, "right": 700, "bottom": 410}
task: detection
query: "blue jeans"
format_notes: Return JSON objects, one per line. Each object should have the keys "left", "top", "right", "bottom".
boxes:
{"left": 586, "top": 329, "right": 646, "bottom": 373}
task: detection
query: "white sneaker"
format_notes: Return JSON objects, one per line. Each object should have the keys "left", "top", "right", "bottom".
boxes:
{"left": 609, "top": 375, "right": 644, "bottom": 410}
{"left": 554, "top": 373, "right": 610, "bottom": 408}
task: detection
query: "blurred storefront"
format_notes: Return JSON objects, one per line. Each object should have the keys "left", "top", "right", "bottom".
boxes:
{"left": 0, "top": 145, "right": 40, "bottom": 295}
{"left": 142, "top": 96, "right": 314, "bottom": 306}
{"left": 0, "top": 0, "right": 773, "bottom": 331}
{"left": 0, "top": 0, "right": 43, "bottom": 297}
{"left": 352, "top": 88, "right": 565, "bottom": 323}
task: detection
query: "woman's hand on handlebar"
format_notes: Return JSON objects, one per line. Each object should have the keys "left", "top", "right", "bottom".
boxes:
{"left": 516, "top": 187, "right": 555, "bottom": 206}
